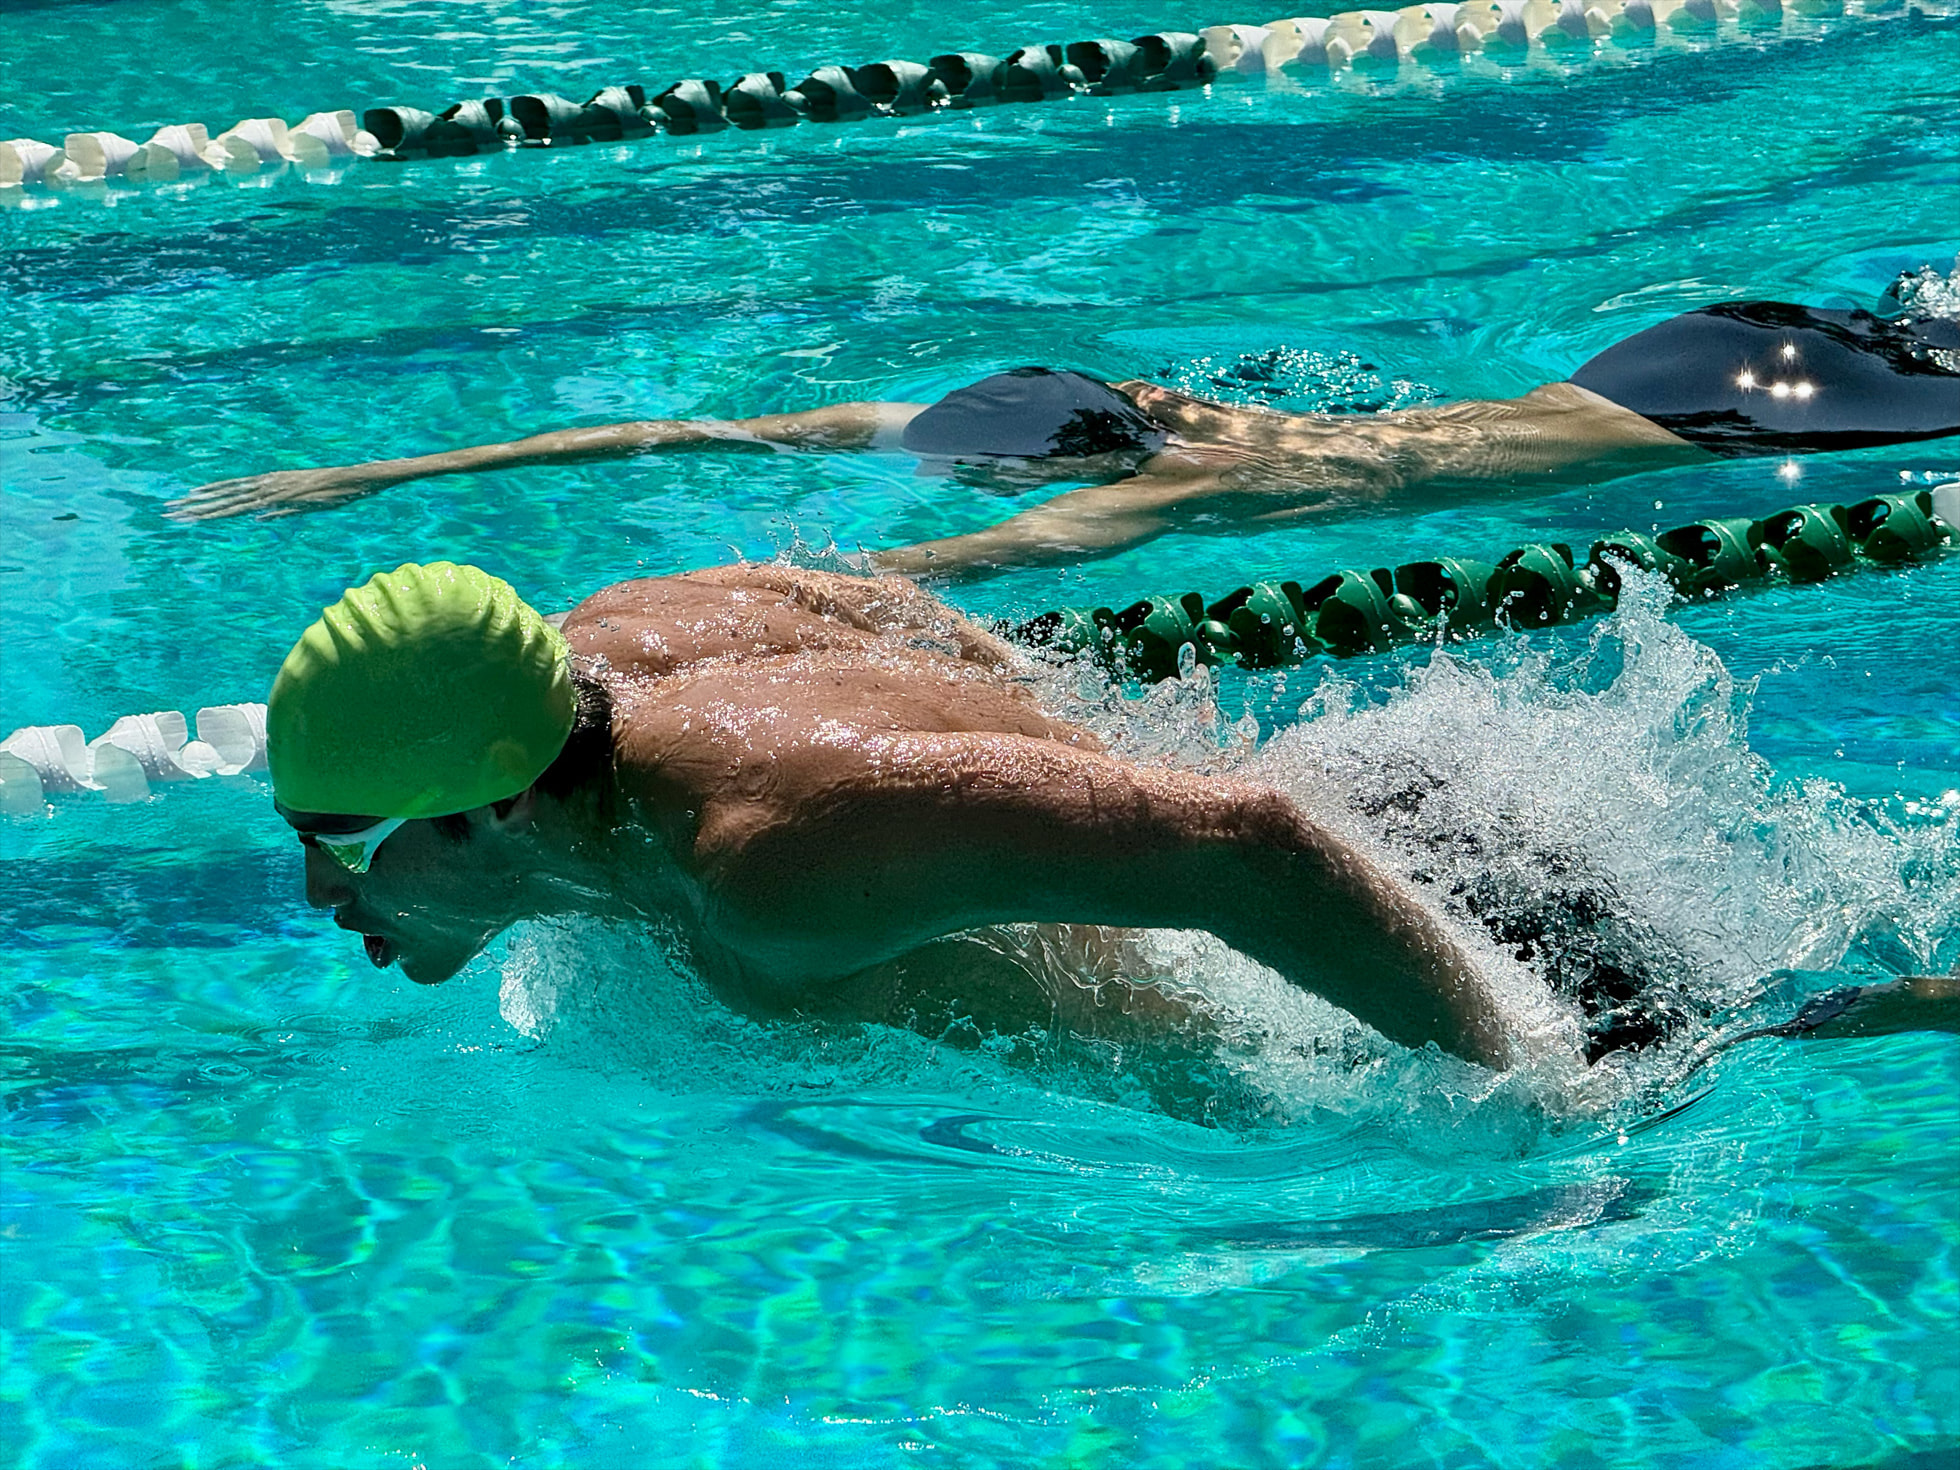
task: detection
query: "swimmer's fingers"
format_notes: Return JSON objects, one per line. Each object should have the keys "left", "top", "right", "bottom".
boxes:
{"left": 249, "top": 480, "right": 389, "bottom": 520}
{"left": 164, "top": 468, "right": 383, "bottom": 521}
{"left": 163, "top": 472, "right": 312, "bottom": 520}
{"left": 163, "top": 470, "right": 366, "bottom": 520}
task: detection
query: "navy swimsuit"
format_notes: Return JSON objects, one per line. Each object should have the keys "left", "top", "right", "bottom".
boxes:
{"left": 1569, "top": 302, "right": 1960, "bottom": 457}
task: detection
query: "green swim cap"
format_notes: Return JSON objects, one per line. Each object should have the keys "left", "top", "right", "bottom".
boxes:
{"left": 268, "top": 562, "right": 575, "bottom": 820}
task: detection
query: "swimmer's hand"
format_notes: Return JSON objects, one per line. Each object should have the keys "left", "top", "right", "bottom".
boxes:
{"left": 165, "top": 465, "right": 395, "bottom": 521}
{"left": 1658, "top": 973, "right": 1958, "bottom": 1091}
{"left": 1777, "top": 974, "right": 1960, "bottom": 1040}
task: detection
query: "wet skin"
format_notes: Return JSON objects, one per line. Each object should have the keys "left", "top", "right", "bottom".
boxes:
{"left": 170, "top": 384, "right": 1702, "bottom": 578}
{"left": 877, "top": 382, "right": 1703, "bottom": 577}
{"left": 306, "top": 822, "right": 518, "bottom": 985}
{"left": 304, "top": 564, "right": 1516, "bottom": 1067}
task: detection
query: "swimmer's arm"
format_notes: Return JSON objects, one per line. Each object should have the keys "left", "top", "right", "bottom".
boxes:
{"left": 872, "top": 465, "right": 1232, "bottom": 581}
{"left": 1737, "top": 974, "right": 1960, "bottom": 1044}
{"left": 165, "top": 402, "right": 928, "bottom": 521}
{"left": 778, "top": 925, "right": 1213, "bottom": 1041}
{"left": 697, "top": 732, "right": 1512, "bottom": 1067}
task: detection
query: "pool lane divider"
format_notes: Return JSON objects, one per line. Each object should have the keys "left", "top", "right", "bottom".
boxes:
{"left": 1, "top": 113, "right": 377, "bottom": 189}
{"left": 1011, "top": 483, "right": 1960, "bottom": 682}
{"left": 4, "top": 0, "right": 1950, "bottom": 191}
{"left": 4, "top": 483, "right": 1953, "bottom": 815}
{"left": 0, "top": 704, "right": 266, "bottom": 813}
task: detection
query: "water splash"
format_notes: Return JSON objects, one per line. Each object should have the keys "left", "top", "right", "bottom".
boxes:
{"left": 1890, "top": 258, "right": 1960, "bottom": 372}
{"left": 1248, "top": 575, "right": 1956, "bottom": 997}
{"left": 1153, "top": 345, "right": 1442, "bottom": 414}
{"left": 497, "top": 574, "right": 1956, "bottom": 1134}
{"left": 1890, "top": 257, "right": 1960, "bottom": 321}
{"left": 1036, "top": 573, "right": 1957, "bottom": 1093}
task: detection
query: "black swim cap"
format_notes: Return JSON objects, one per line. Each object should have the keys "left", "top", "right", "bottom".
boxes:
{"left": 901, "top": 368, "right": 1170, "bottom": 459}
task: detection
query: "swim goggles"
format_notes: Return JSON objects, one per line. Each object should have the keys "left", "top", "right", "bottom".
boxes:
{"left": 276, "top": 803, "right": 408, "bottom": 874}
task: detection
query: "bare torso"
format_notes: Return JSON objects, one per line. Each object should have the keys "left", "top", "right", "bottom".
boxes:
{"left": 1118, "top": 379, "right": 1701, "bottom": 497}
{"left": 541, "top": 564, "right": 1512, "bottom": 1063}
{"left": 558, "top": 565, "right": 1102, "bottom": 1006}
{"left": 874, "top": 381, "right": 1703, "bottom": 575}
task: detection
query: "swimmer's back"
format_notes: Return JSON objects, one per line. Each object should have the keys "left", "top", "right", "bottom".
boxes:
{"left": 560, "top": 567, "right": 1100, "bottom": 862}
{"left": 563, "top": 564, "right": 1022, "bottom": 680}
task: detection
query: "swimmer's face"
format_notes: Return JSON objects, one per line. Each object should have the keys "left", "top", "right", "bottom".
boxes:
{"left": 302, "top": 811, "right": 521, "bottom": 985}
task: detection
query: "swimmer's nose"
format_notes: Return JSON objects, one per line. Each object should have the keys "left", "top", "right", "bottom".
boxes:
{"left": 303, "top": 843, "right": 357, "bottom": 910}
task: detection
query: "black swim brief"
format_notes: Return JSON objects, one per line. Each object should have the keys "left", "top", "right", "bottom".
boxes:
{"left": 900, "top": 367, "right": 1170, "bottom": 459}
{"left": 1569, "top": 301, "right": 1960, "bottom": 458}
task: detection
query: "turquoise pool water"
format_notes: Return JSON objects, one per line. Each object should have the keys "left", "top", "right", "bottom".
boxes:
{"left": 3, "top": 4, "right": 1958, "bottom": 1466}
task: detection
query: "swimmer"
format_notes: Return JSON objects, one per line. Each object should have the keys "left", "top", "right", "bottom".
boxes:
{"left": 173, "top": 300, "right": 1960, "bottom": 578}
{"left": 273, "top": 561, "right": 1960, "bottom": 1071}
{"left": 274, "top": 559, "right": 1523, "bottom": 1066}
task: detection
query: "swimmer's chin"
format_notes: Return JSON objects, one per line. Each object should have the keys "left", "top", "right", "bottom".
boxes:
{"left": 363, "top": 933, "right": 477, "bottom": 987}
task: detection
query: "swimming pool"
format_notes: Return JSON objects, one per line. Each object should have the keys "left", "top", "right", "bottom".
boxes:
{"left": 3, "top": 1, "right": 1957, "bottom": 1464}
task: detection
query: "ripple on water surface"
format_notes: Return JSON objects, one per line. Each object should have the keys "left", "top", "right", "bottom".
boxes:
{"left": 3, "top": 15, "right": 1959, "bottom": 1469}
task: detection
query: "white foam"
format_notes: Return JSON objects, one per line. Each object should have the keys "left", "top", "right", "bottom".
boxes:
{"left": 1247, "top": 575, "right": 1954, "bottom": 991}
{"left": 1891, "top": 259, "right": 1960, "bottom": 315}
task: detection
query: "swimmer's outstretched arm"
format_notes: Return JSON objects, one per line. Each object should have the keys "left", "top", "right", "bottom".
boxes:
{"left": 1729, "top": 973, "right": 1960, "bottom": 1045}
{"left": 697, "top": 731, "right": 1513, "bottom": 1068}
{"left": 165, "top": 402, "right": 927, "bottom": 521}
{"left": 873, "top": 464, "right": 1234, "bottom": 580}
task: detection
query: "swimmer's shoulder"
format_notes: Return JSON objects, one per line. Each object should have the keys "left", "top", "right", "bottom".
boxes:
{"left": 558, "top": 570, "right": 791, "bottom": 679}
{"left": 616, "top": 563, "right": 1018, "bottom": 663}
{"left": 560, "top": 563, "right": 1001, "bottom": 680}
{"left": 565, "top": 564, "right": 874, "bottom": 625}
